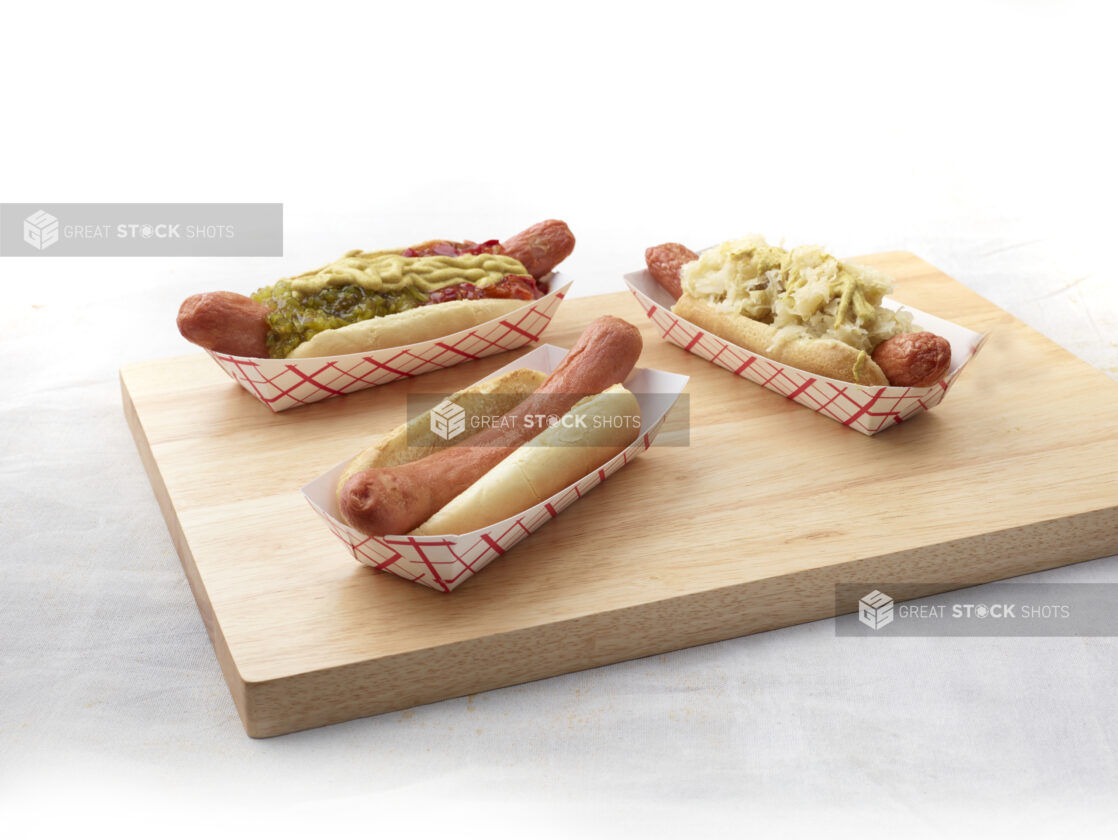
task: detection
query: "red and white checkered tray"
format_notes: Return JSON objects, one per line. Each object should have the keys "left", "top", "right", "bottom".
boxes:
{"left": 624, "top": 270, "right": 986, "bottom": 436}
{"left": 205, "top": 277, "right": 572, "bottom": 412}
{"left": 303, "top": 344, "right": 689, "bottom": 592}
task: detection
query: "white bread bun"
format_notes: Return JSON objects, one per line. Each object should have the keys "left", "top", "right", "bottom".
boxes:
{"left": 336, "top": 368, "right": 547, "bottom": 494}
{"left": 411, "top": 384, "right": 640, "bottom": 536}
{"left": 672, "top": 293, "right": 889, "bottom": 386}
{"left": 288, "top": 298, "right": 526, "bottom": 359}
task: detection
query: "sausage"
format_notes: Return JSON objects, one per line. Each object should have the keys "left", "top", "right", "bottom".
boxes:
{"left": 338, "top": 315, "right": 643, "bottom": 536}
{"left": 644, "top": 243, "right": 697, "bottom": 300}
{"left": 177, "top": 220, "right": 575, "bottom": 357}
{"left": 176, "top": 291, "right": 271, "bottom": 358}
{"left": 500, "top": 220, "right": 576, "bottom": 280}
{"left": 871, "top": 332, "right": 952, "bottom": 388}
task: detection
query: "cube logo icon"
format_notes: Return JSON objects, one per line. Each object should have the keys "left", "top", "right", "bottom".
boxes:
{"left": 859, "top": 590, "right": 894, "bottom": 630}
{"left": 24, "top": 210, "right": 60, "bottom": 250}
{"left": 430, "top": 399, "right": 466, "bottom": 440}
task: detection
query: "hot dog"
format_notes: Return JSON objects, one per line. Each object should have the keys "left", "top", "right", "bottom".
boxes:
{"left": 645, "top": 235, "right": 951, "bottom": 388}
{"left": 645, "top": 243, "right": 697, "bottom": 301}
{"left": 337, "top": 316, "right": 643, "bottom": 537}
{"left": 177, "top": 220, "right": 575, "bottom": 359}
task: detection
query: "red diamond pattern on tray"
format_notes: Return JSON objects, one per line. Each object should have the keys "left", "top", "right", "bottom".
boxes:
{"left": 206, "top": 280, "right": 571, "bottom": 412}
{"left": 625, "top": 278, "right": 986, "bottom": 436}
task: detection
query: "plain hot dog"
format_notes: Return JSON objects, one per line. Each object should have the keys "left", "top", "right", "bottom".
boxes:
{"left": 338, "top": 315, "right": 643, "bottom": 537}
{"left": 177, "top": 220, "right": 575, "bottom": 359}
{"left": 645, "top": 235, "right": 951, "bottom": 388}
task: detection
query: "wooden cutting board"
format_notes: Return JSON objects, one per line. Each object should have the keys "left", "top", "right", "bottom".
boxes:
{"left": 121, "top": 252, "right": 1118, "bottom": 737}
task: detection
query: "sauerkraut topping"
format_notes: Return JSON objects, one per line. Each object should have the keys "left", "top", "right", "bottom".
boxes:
{"left": 679, "top": 234, "right": 916, "bottom": 353}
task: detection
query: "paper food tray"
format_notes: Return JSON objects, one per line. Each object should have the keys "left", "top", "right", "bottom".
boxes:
{"left": 624, "top": 269, "right": 986, "bottom": 436}
{"left": 205, "top": 277, "right": 572, "bottom": 412}
{"left": 303, "top": 343, "right": 689, "bottom": 592}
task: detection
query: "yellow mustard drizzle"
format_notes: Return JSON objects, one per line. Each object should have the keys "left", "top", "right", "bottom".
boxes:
{"left": 287, "top": 250, "right": 528, "bottom": 296}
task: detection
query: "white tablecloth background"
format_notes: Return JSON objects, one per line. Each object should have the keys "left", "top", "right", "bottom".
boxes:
{"left": 2, "top": 1, "right": 1116, "bottom": 836}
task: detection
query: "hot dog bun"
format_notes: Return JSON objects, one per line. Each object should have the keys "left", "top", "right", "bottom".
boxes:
{"left": 672, "top": 293, "right": 890, "bottom": 386}
{"left": 412, "top": 384, "right": 639, "bottom": 535}
{"left": 288, "top": 298, "right": 527, "bottom": 358}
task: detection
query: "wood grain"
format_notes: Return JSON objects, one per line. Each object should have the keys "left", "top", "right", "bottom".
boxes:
{"left": 121, "top": 252, "right": 1118, "bottom": 737}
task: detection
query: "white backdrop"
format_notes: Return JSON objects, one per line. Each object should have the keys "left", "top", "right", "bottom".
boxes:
{"left": 2, "top": 1, "right": 1116, "bottom": 837}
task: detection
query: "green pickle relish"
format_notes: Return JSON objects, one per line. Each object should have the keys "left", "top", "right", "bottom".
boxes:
{"left": 252, "top": 280, "right": 429, "bottom": 358}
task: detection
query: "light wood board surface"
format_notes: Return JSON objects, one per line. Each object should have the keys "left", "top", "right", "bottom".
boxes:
{"left": 121, "top": 252, "right": 1118, "bottom": 737}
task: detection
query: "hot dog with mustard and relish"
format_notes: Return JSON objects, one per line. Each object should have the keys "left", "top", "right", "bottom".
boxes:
{"left": 178, "top": 220, "right": 575, "bottom": 359}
